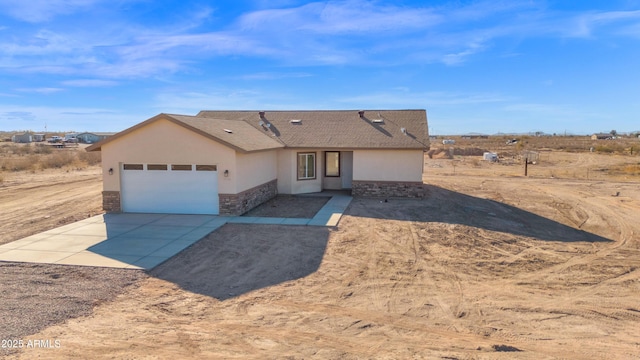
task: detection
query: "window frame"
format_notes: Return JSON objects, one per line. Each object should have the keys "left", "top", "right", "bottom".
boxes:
{"left": 297, "top": 152, "right": 316, "bottom": 180}
{"left": 123, "top": 164, "right": 143, "bottom": 170}
{"left": 325, "top": 151, "right": 340, "bottom": 177}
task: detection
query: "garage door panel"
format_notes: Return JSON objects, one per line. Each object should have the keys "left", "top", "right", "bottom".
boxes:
{"left": 121, "top": 165, "right": 219, "bottom": 215}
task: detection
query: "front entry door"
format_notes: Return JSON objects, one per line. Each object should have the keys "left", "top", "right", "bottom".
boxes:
{"left": 341, "top": 151, "right": 353, "bottom": 189}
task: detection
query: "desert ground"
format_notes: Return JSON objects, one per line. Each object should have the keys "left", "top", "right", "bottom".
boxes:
{"left": 1, "top": 138, "right": 640, "bottom": 359}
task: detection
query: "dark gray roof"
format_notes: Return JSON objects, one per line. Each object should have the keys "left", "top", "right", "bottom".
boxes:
{"left": 87, "top": 110, "right": 429, "bottom": 152}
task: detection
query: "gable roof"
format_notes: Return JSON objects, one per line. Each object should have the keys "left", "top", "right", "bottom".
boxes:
{"left": 87, "top": 110, "right": 429, "bottom": 152}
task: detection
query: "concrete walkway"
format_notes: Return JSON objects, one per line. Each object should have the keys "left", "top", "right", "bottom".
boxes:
{"left": 0, "top": 195, "right": 351, "bottom": 270}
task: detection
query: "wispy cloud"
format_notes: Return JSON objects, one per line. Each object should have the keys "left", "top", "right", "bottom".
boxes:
{"left": 61, "top": 79, "right": 118, "bottom": 87}
{"left": 16, "top": 87, "right": 64, "bottom": 94}
{"left": 0, "top": 104, "right": 143, "bottom": 131}
{"left": 2, "top": 1, "right": 640, "bottom": 80}
{"left": 0, "top": 0, "right": 108, "bottom": 23}
{"left": 338, "top": 90, "right": 510, "bottom": 108}
{"left": 236, "top": 72, "right": 313, "bottom": 80}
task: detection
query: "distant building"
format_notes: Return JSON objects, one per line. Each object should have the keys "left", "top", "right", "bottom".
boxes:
{"left": 591, "top": 133, "right": 613, "bottom": 140}
{"left": 11, "top": 133, "right": 32, "bottom": 143}
{"left": 33, "top": 134, "right": 45, "bottom": 142}
{"left": 76, "top": 132, "right": 115, "bottom": 144}
{"left": 461, "top": 135, "right": 489, "bottom": 139}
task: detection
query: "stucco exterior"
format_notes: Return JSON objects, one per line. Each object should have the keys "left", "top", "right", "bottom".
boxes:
{"left": 235, "top": 150, "right": 278, "bottom": 193}
{"left": 101, "top": 118, "right": 237, "bottom": 194}
{"left": 353, "top": 149, "right": 423, "bottom": 182}
{"left": 90, "top": 109, "right": 429, "bottom": 214}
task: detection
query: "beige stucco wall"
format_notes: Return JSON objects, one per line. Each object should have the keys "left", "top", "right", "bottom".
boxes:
{"left": 276, "top": 149, "right": 323, "bottom": 194}
{"left": 353, "top": 149, "right": 423, "bottom": 182}
{"left": 101, "top": 118, "right": 237, "bottom": 194}
{"left": 236, "top": 150, "right": 278, "bottom": 193}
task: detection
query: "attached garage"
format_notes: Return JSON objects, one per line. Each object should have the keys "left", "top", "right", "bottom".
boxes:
{"left": 87, "top": 110, "right": 429, "bottom": 216}
{"left": 120, "top": 163, "right": 219, "bottom": 215}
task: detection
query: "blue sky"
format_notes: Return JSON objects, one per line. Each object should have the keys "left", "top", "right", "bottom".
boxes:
{"left": 1, "top": 0, "right": 639, "bottom": 135}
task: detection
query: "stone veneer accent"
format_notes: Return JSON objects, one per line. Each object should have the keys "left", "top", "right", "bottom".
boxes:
{"left": 219, "top": 179, "right": 278, "bottom": 216}
{"left": 351, "top": 180, "right": 426, "bottom": 198}
{"left": 102, "top": 191, "right": 121, "bottom": 212}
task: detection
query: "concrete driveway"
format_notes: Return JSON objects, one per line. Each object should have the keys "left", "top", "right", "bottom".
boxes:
{"left": 0, "top": 195, "right": 351, "bottom": 270}
{"left": 0, "top": 213, "right": 229, "bottom": 269}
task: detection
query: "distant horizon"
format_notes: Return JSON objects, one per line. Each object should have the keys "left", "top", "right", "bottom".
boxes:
{"left": 3, "top": 128, "right": 639, "bottom": 138}
{"left": 1, "top": 1, "right": 640, "bottom": 135}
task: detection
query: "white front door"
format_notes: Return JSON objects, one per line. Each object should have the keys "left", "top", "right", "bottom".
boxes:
{"left": 121, "top": 163, "right": 219, "bottom": 214}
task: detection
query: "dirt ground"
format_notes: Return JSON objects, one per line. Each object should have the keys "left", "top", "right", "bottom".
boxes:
{"left": 2, "top": 150, "right": 640, "bottom": 359}
{"left": 243, "top": 195, "right": 330, "bottom": 218}
{"left": 0, "top": 166, "right": 103, "bottom": 245}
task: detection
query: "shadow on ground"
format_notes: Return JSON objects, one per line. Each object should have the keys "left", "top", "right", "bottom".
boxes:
{"left": 150, "top": 223, "right": 329, "bottom": 300}
{"left": 348, "top": 184, "right": 611, "bottom": 243}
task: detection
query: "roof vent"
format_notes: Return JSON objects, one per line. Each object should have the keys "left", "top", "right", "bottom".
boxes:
{"left": 358, "top": 110, "right": 365, "bottom": 118}
{"left": 290, "top": 119, "right": 302, "bottom": 124}
{"left": 224, "top": 129, "right": 233, "bottom": 134}
{"left": 372, "top": 119, "right": 384, "bottom": 124}
{"left": 400, "top": 128, "right": 407, "bottom": 135}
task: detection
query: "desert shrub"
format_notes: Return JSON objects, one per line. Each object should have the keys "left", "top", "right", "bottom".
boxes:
{"left": 594, "top": 144, "right": 626, "bottom": 153}
{"left": 42, "top": 151, "right": 76, "bottom": 168}
{"left": 78, "top": 150, "right": 101, "bottom": 166}
{"left": 0, "top": 156, "right": 37, "bottom": 171}
{"left": 33, "top": 143, "right": 52, "bottom": 154}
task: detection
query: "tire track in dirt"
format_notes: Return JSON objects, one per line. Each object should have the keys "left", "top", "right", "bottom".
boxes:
{"left": 0, "top": 170, "right": 102, "bottom": 244}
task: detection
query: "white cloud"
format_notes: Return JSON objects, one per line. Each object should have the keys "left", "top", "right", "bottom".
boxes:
{"left": 61, "top": 79, "right": 118, "bottom": 87}
{"left": 0, "top": 104, "right": 144, "bottom": 131}
{"left": 3, "top": 1, "right": 640, "bottom": 80}
{"left": 239, "top": 0, "right": 440, "bottom": 34}
{"left": 16, "top": 87, "right": 64, "bottom": 94}
{"left": 236, "top": 72, "right": 313, "bottom": 80}
{"left": 0, "top": 0, "right": 106, "bottom": 23}
{"left": 338, "top": 90, "right": 510, "bottom": 108}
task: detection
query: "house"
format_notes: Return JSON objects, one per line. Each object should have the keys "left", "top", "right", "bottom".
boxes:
{"left": 76, "top": 132, "right": 115, "bottom": 144}
{"left": 87, "top": 110, "right": 430, "bottom": 215}
{"left": 591, "top": 133, "right": 613, "bottom": 140}
{"left": 11, "top": 133, "right": 32, "bottom": 143}
{"left": 33, "top": 134, "right": 46, "bottom": 142}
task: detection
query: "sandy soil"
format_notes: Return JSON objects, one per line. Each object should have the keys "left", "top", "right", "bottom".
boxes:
{"left": 243, "top": 195, "right": 330, "bottom": 218}
{"left": 0, "top": 166, "right": 103, "bottom": 245}
{"left": 3, "top": 151, "right": 640, "bottom": 359}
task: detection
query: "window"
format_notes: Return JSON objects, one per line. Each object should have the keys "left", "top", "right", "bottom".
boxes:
{"left": 297, "top": 152, "right": 316, "bottom": 180}
{"left": 147, "top": 164, "right": 167, "bottom": 170}
{"left": 196, "top": 165, "right": 217, "bottom": 171}
{"left": 325, "top": 152, "right": 340, "bottom": 177}
{"left": 171, "top": 164, "right": 192, "bottom": 171}
{"left": 123, "top": 164, "right": 143, "bottom": 170}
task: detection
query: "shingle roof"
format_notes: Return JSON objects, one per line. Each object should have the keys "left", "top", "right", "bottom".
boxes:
{"left": 168, "top": 114, "right": 284, "bottom": 152}
{"left": 87, "top": 110, "right": 429, "bottom": 152}
{"left": 196, "top": 110, "right": 429, "bottom": 149}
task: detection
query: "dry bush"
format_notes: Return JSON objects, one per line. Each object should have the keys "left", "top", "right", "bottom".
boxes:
{"left": 33, "top": 143, "right": 52, "bottom": 155}
{"left": 0, "top": 155, "right": 38, "bottom": 171}
{"left": 594, "top": 144, "right": 626, "bottom": 153}
{"left": 78, "top": 151, "right": 101, "bottom": 166}
{"left": 42, "top": 151, "right": 77, "bottom": 168}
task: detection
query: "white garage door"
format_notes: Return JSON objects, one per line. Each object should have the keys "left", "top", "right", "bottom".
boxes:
{"left": 121, "top": 163, "right": 219, "bottom": 215}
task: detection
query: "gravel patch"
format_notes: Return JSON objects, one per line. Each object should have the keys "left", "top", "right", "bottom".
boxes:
{"left": 0, "top": 262, "right": 145, "bottom": 356}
